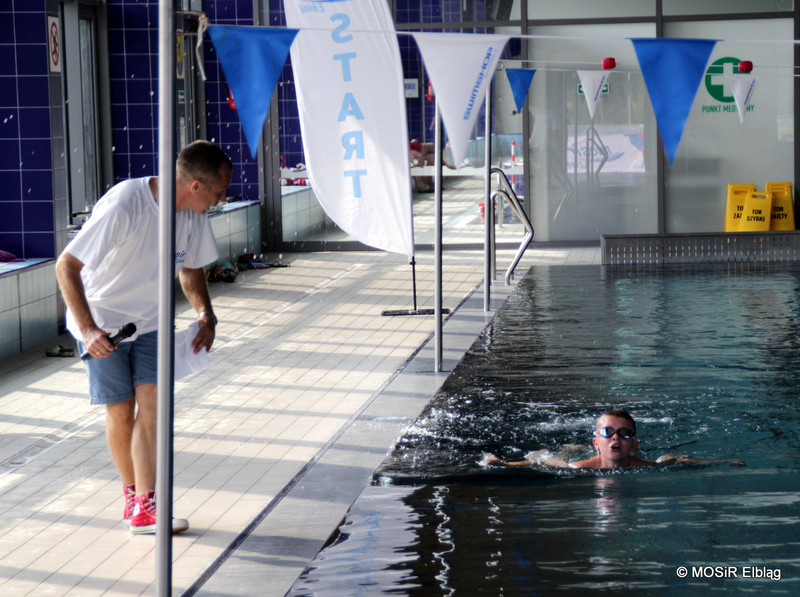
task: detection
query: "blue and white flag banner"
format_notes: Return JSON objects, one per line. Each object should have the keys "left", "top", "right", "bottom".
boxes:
{"left": 505, "top": 68, "right": 536, "bottom": 113}
{"left": 412, "top": 32, "right": 510, "bottom": 168}
{"left": 283, "top": 0, "right": 414, "bottom": 257}
{"left": 207, "top": 26, "right": 298, "bottom": 159}
{"left": 576, "top": 70, "right": 609, "bottom": 120}
{"left": 727, "top": 74, "right": 758, "bottom": 124}
{"left": 630, "top": 38, "right": 718, "bottom": 164}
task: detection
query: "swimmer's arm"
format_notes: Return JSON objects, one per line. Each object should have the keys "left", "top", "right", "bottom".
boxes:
{"left": 656, "top": 454, "right": 746, "bottom": 466}
{"left": 480, "top": 453, "right": 570, "bottom": 468}
{"left": 482, "top": 455, "right": 533, "bottom": 467}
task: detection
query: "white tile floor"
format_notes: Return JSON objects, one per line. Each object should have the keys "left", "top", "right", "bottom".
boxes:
{"left": 0, "top": 246, "right": 599, "bottom": 596}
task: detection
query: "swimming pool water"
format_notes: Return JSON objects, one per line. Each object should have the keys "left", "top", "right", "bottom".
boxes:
{"left": 288, "top": 264, "right": 800, "bottom": 596}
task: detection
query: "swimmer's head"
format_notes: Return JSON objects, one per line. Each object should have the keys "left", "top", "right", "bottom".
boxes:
{"left": 592, "top": 409, "right": 640, "bottom": 467}
{"left": 598, "top": 409, "right": 636, "bottom": 435}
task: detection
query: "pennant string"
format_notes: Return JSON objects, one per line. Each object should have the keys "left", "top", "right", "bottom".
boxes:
{"left": 188, "top": 21, "right": 800, "bottom": 45}
{"left": 198, "top": 17, "right": 794, "bottom": 167}
{"left": 188, "top": 16, "right": 800, "bottom": 45}
{"left": 195, "top": 16, "right": 800, "bottom": 77}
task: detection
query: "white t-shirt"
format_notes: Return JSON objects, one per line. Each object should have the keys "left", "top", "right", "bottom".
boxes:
{"left": 64, "top": 177, "right": 219, "bottom": 339}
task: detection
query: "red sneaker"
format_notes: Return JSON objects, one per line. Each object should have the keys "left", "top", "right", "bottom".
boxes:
{"left": 129, "top": 492, "right": 190, "bottom": 535}
{"left": 123, "top": 484, "right": 136, "bottom": 527}
{"left": 130, "top": 491, "right": 157, "bottom": 534}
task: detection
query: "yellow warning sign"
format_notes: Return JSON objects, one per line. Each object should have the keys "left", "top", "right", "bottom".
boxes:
{"left": 724, "top": 183, "right": 756, "bottom": 232}
{"left": 765, "top": 182, "right": 795, "bottom": 231}
{"left": 739, "top": 190, "right": 772, "bottom": 232}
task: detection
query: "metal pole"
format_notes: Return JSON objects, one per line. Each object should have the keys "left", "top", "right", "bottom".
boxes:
{"left": 434, "top": 101, "right": 443, "bottom": 372}
{"left": 483, "top": 83, "right": 492, "bottom": 312}
{"left": 156, "top": 1, "right": 176, "bottom": 594}
{"left": 411, "top": 257, "right": 418, "bottom": 312}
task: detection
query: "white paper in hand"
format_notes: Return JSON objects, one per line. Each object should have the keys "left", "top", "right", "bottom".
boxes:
{"left": 174, "top": 321, "right": 211, "bottom": 380}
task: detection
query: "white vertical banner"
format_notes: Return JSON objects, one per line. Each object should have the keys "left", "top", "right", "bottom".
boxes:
{"left": 576, "top": 70, "right": 609, "bottom": 120}
{"left": 727, "top": 74, "right": 758, "bottom": 124}
{"left": 412, "top": 32, "right": 510, "bottom": 168}
{"left": 283, "top": 0, "right": 414, "bottom": 256}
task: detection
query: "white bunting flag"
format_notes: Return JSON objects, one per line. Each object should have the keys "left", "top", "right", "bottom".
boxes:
{"left": 577, "top": 70, "right": 609, "bottom": 120}
{"left": 283, "top": 1, "right": 414, "bottom": 256}
{"left": 412, "top": 32, "right": 510, "bottom": 168}
{"left": 727, "top": 74, "right": 758, "bottom": 124}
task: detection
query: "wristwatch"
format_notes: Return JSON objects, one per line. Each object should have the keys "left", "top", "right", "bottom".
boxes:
{"left": 198, "top": 311, "right": 217, "bottom": 325}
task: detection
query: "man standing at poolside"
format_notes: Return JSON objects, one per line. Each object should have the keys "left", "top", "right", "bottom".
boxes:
{"left": 482, "top": 408, "right": 745, "bottom": 469}
{"left": 56, "top": 140, "right": 232, "bottom": 534}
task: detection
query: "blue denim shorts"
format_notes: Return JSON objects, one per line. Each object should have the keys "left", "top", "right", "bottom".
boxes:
{"left": 78, "top": 331, "right": 158, "bottom": 405}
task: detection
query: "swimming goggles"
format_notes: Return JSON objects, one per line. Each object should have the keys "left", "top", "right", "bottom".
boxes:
{"left": 596, "top": 426, "right": 636, "bottom": 439}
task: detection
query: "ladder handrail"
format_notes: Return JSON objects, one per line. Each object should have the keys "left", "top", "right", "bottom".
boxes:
{"left": 490, "top": 168, "right": 517, "bottom": 203}
{"left": 489, "top": 171, "right": 533, "bottom": 232}
{"left": 490, "top": 168, "right": 533, "bottom": 231}
{"left": 490, "top": 187, "right": 534, "bottom": 285}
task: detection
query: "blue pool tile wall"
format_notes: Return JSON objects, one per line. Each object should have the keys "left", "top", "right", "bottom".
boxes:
{"left": 107, "top": 0, "right": 258, "bottom": 203}
{"left": 1, "top": 0, "right": 259, "bottom": 263}
{"left": 106, "top": 0, "right": 159, "bottom": 181}
{"left": 277, "top": 60, "right": 303, "bottom": 171}
{"left": 0, "top": 0, "right": 54, "bottom": 260}
{"left": 394, "top": 1, "right": 490, "bottom": 24}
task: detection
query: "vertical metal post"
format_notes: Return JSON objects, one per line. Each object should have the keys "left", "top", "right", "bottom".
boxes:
{"left": 483, "top": 83, "right": 493, "bottom": 312}
{"left": 434, "top": 101, "right": 443, "bottom": 372}
{"left": 156, "top": 1, "right": 176, "bottom": 595}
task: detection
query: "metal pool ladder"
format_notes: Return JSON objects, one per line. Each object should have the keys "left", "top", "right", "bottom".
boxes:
{"left": 490, "top": 168, "right": 534, "bottom": 284}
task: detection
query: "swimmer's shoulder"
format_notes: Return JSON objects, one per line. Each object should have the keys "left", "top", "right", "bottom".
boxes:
{"left": 568, "top": 455, "right": 658, "bottom": 469}
{"left": 630, "top": 456, "right": 659, "bottom": 467}
{"left": 568, "top": 456, "right": 602, "bottom": 469}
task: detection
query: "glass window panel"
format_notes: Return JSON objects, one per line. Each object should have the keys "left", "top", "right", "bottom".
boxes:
{"left": 663, "top": 19, "right": 793, "bottom": 233}
{"left": 526, "top": 23, "right": 658, "bottom": 241}
{"left": 663, "top": 1, "right": 793, "bottom": 16}
{"left": 527, "top": 0, "right": 655, "bottom": 20}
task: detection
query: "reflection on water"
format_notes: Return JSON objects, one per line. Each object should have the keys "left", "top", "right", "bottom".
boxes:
{"left": 289, "top": 265, "right": 800, "bottom": 596}
{"left": 294, "top": 473, "right": 799, "bottom": 595}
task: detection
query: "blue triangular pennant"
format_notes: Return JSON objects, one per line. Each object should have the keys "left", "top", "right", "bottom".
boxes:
{"left": 208, "top": 26, "right": 298, "bottom": 158}
{"left": 506, "top": 68, "right": 536, "bottom": 113}
{"left": 630, "top": 38, "right": 717, "bottom": 164}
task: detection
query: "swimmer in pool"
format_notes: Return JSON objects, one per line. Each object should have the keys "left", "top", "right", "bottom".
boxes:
{"left": 480, "top": 408, "right": 745, "bottom": 469}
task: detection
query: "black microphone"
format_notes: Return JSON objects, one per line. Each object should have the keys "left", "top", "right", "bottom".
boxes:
{"left": 81, "top": 322, "right": 137, "bottom": 360}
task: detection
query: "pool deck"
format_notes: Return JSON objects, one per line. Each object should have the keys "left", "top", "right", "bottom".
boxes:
{"left": 0, "top": 246, "right": 599, "bottom": 596}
